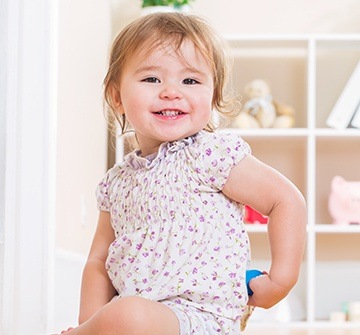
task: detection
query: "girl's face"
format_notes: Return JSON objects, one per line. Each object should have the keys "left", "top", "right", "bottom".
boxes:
{"left": 113, "top": 40, "right": 214, "bottom": 156}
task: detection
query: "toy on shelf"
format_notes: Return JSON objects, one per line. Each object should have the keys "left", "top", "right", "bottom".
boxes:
{"left": 232, "top": 79, "right": 295, "bottom": 129}
{"left": 348, "top": 301, "right": 360, "bottom": 322}
{"left": 328, "top": 175, "right": 360, "bottom": 225}
{"left": 330, "top": 301, "right": 360, "bottom": 322}
{"left": 245, "top": 205, "right": 268, "bottom": 224}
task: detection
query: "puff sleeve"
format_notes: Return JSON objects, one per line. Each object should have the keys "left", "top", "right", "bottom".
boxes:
{"left": 95, "top": 164, "right": 121, "bottom": 212}
{"left": 192, "top": 132, "right": 251, "bottom": 190}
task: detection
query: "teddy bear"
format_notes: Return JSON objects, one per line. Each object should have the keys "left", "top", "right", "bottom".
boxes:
{"left": 232, "top": 79, "right": 295, "bottom": 129}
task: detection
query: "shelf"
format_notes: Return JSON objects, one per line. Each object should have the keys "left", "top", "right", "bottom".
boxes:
{"left": 220, "top": 127, "right": 360, "bottom": 137}
{"left": 219, "top": 127, "right": 308, "bottom": 137}
{"left": 224, "top": 34, "right": 360, "bottom": 328}
{"left": 247, "top": 224, "right": 360, "bottom": 234}
{"left": 247, "top": 320, "right": 360, "bottom": 330}
{"left": 224, "top": 34, "right": 360, "bottom": 41}
{"left": 245, "top": 224, "right": 267, "bottom": 233}
{"left": 312, "top": 224, "right": 360, "bottom": 233}
{"left": 314, "top": 128, "right": 360, "bottom": 137}
{"left": 312, "top": 321, "right": 360, "bottom": 330}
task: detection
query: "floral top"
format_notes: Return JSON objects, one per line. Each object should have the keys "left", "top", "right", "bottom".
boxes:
{"left": 96, "top": 131, "right": 252, "bottom": 320}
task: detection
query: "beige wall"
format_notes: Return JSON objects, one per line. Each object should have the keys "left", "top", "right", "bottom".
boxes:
{"left": 193, "top": 0, "right": 360, "bottom": 35}
{"left": 56, "top": 0, "right": 360, "bottom": 256}
{"left": 111, "top": 0, "right": 360, "bottom": 36}
{"left": 56, "top": 0, "right": 111, "bottom": 255}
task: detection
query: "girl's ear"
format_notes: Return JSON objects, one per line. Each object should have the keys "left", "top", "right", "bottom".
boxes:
{"left": 109, "top": 84, "right": 124, "bottom": 115}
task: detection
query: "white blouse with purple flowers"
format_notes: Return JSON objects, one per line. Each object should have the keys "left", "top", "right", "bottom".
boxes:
{"left": 96, "top": 131, "right": 252, "bottom": 320}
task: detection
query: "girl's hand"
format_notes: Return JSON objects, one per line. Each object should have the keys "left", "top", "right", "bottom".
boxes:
{"left": 247, "top": 273, "right": 290, "bottom": 309}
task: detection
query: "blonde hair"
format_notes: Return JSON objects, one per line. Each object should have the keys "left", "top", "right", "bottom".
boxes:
{"left": 103, "top": 12, "right": 238, "bottom": 136}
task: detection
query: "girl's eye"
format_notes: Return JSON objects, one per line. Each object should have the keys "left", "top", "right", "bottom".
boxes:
{"left": 142, "top": 77, "right": 160, "bottom": 83}
{"left": 183, "top": 78, "right": 199, "bottom": 85}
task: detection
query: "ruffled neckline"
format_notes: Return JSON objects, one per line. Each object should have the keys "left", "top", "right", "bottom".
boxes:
{"left": 124, "top": 132, "right": 199, "bottom": 170}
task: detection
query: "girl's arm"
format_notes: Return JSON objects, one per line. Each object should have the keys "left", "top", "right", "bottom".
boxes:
{"left": 222, "top": 154, "right": 307, "bottom": 309}
{"left": 78, "top": 211, "right": 117, "bottom": 324}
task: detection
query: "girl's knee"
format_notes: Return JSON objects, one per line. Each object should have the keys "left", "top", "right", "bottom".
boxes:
{"left": 97, "top": 296, "right": 154, "bottom": 333}
{"left": 115, "top": 296, "right": 153, "bottom": 324}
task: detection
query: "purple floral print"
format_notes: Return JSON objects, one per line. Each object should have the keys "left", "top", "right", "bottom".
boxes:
{"left": 96, "top": 131, "right": 251, "bottom": 321}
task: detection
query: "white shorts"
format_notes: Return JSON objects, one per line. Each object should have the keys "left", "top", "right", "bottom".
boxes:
{"left": 161, "top": 297, "right": 242, "bottom": 335}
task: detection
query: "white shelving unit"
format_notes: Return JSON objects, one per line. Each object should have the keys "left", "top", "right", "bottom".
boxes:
{"left": 224, "top": 34, "right": 360, "bottom": 330}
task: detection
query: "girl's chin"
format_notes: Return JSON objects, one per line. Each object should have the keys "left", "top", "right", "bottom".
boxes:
{"left": 159, "top": 131, "right": 198, "bottom": 142}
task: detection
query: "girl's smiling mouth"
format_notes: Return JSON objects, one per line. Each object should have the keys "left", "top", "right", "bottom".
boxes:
{"left": 153, "top": 109, "right": 187, "bottom": 118}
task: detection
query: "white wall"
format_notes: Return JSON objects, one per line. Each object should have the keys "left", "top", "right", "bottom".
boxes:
{"left": 2, "top": 0, "right": 56, "bottom": 333}
{"left": 0, "top": 0, "right": 7, "bottom": 328}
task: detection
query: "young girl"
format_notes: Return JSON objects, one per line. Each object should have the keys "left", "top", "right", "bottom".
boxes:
{"left": 58, "top": 12, "right": 306, "bottom": 335}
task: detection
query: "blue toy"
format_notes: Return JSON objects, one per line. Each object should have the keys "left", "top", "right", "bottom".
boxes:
{"left": 246, "top": 269, "right": 263, "bottom": 295}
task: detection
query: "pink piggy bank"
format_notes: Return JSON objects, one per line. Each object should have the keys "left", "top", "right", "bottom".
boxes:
{"left": 328, "top": 176, "right": 360, "bottom": 225}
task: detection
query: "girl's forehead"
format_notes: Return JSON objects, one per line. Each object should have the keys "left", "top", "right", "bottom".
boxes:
{"left": 133, "top": 39, "right": 208, "bottom": 65}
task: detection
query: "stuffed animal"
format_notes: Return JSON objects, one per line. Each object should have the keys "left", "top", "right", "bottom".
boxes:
{"left": 273, "top": 101, "right": 296, "bottom": 128}
{"left": 232, "top": 79, "right": 295, "bottom": 129}
{"left": 328, "top": 176, "right": 360, "bottom": 225}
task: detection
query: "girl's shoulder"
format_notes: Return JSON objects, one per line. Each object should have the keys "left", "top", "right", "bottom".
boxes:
{"left": 194, "top": 130, "right": 251, "bottom": 157}
{"left": 189, "top": 131, "right": 251, "bottom": 190}
{"left": 97, "top": 161, "right": 128, "bottom": 194}
{"left": 95, "top": 162, "right": 126, "bottom": 211}
{"left": 102, "top": 162, "right": 125, "bottom": 181}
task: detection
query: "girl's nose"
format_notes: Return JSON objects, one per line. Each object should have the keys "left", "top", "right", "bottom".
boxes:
{"left": 159, "top": 84, "right": 182, "bottom": 100}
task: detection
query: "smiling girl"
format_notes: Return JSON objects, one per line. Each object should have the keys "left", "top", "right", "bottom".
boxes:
{"left": 57, "top": 12, "right": 306, "bottom": 335}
